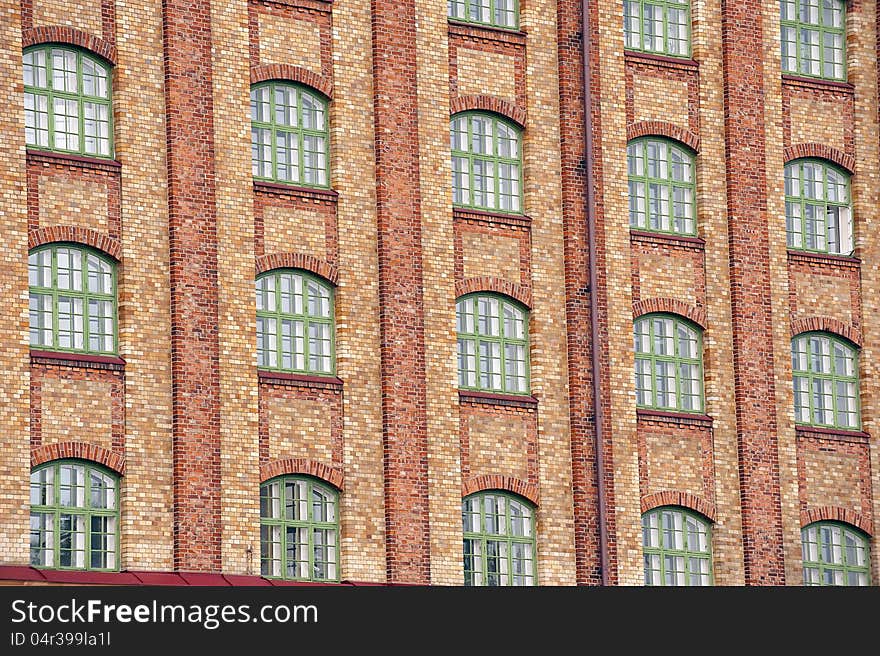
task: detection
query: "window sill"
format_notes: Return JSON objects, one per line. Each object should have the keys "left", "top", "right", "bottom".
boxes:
{"left": 257, "top": 370, "right": 343, "bottom": 389}
{"left": 786, "top": 249, "right": 860, "bottom": 267}
{"left": 447, "top": 19, "right": 527, "bottom": 46}
{"left": 253, "top": 181, "right": 339, "bottom": 202}
{"left": 630, "top": 230, "right": 705, "bottom": 249}
{"left": 795, "top": 424, "right": 868, "bottom": 442}
{"left": 624, "top": 50, "right": 699, "bottom": 70}
{"left": 459, "top": 389, "right": 538, "bottom": 408}
{"left": 781, "top": 74, "right": 854, "bottom": 93}
{"left": 30, "top": 350, "right": 125, "bottom": 371}
{"left": 453, "top": 207, "right": 531, "bottom": 229}
{"left": 637, "top": 408, "right": 713, "bottom": 428}
{"left": 26, "top": 149, "right": 122, "bottom": 172}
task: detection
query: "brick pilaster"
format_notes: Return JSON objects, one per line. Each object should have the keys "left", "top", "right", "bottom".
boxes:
{"left": 370, "top": 0, "right": 431, "bottom": 583}
{"left": 721, "top": 0, "right": 786, "bottom": 583}
{"left": 162, "top": 0, "right": 222, "bottom": 571}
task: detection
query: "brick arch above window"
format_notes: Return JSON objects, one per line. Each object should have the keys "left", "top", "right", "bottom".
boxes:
{"left": 456, "top": 277, "right": 531, "bottom": 309}
{"left": 249, "top": 64, "right": 333, "bottom": 99}
{"left": 627, "top": 121, "right": 700, "bottom": 153}
{"left": 462, "top": 475, "right": 539, "bottom": 506}
{"left": 450, "top": 95, "right": 527, "bottom": 128}
{"left": 640, "top": 491, "right": 716, "bottom": 522}
{"left": 633, "top": 298, "right": 706, "bottom": 329}
{"left": 802, "top": 506, "right": 872, "bottom": 536}
{"left": 791, "top": 317, "right": 861, "bottom": 348}
{"left": 260, "top": 458, "right": 344, "bottom": 491}
{"left": 31, "top": 442, "right": 125, "bottom": 475}
{"left": 784, "top": 143, "right": 855, "bottom": 174}
{"left": 23, "top": 26, "right": 117, "bottom": 65}
{"left": 256, "top": 252, "right": 338, "bottom": 285}
{"left": 29, "top": 227, "right": 121, "bottom": 261}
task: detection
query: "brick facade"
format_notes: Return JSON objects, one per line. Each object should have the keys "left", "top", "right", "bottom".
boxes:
{"left": 0, "top": 0, "right": 878, "bottom": 587}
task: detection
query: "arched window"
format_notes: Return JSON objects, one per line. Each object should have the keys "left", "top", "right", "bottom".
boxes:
{"left": 781, "top": 0, "right": 846, "bottom": 81}
{"left": 256, "top": 270, "right": 334, "bottom": 375}
{"left": 456, "top": 293, "right": 529, "bottom": 394}
{"left": 634, "top": 314, "right": 703, "bottom": 413}
{"left": 462, "top": 491, "right": 535, "bottom": 586}
{"left": 260, "top": 476, "right": 339, "bottom": 582}
{"left": 451, "top": 112, "right": 522, "bottom": 214}
{"left": 792, "top": 332, "right": 859, "bottom": 430}
{"left": 29, "top": 244, "right": 117, "bottom": 355}
{"left": 785, "top": 159, "right": 852, "bottom": 255}
{"left": 251, "top": 81, "right": 329, "bottom": 188}
{"left": 448, "top": 0, "right": 519, "bottom": 30}
{"left": 802, "top": 522, "right": 870, "bottom": 586}
{"left": 628, "top": 137, "right": 696, "bottom": 236}
{"left": 24, "top": 45, "right": 113, "bottom": 158}
{"left": 624, "top": 0, "right": 691, "bottom": 58}
{"left": 642, "top": 506, "right": 712, "bottom": 586}
{"left": 30, "top": 460, "right": 119, "bottom": 570}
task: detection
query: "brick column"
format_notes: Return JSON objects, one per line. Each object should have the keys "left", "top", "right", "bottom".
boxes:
{"left": 370, "top": 0, "right": 431, "bottom": 583}
{"left": 162, "top": 0, "right": 222, "bottom": 571}
{"left": 721, "top": 0, "right": 786, "bottom": 584}
{"left": 556, "top": 0, "right": 604, "bottom": 585}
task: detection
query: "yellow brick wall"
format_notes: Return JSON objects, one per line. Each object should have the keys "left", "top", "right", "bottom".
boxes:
{"left": 789, "top": 95, "right": 846, "bottom": 147}
{"left": 632, "top": 73, "right": 688, "bottom": 126}
{"left": 258, "top": 13, "right": 322, "bottom": 73}
{"left": 0, "top": 0, "right": 30, "bottom": 565}
{"left": 597, "top": 0, "right": 641, "bottom": 585}
{"left": 762, "top": 0, "right": 809, "bottom": 585}
{"left": 467, "top": 413, "right": 529, "bottom": 480}
{"left": 38, "top": 176, "right": 108, "bottom": 232}
{"left": 522, "top": 1, "right": 576, "bottom": 585}
{"left": 332, "top": 0, "right": 387, "bottom": 582}
{"left": 415, "top": 0, "right": 463, "bottom": 586}
{"left": 691, "top": 0, "right": 745, "bottom": 585}
{"left": 638, "top": 254, "right": 697, "bottom": 305}
{"left": 461, "top": 233, "right": 520, "bottom": 283}
{"left": 263, "top": 206, "right": 326, "bottom": 259}
{"left": 266, "top": 397, "right": 334, "bottom": 462}
{"left": 847, "top": 0, "right": 880, "bottom": 583}
{"left": 114, "top": 0, "right": 174, "bottom": 571}
{"left": 644, "top": 432, "right": 702, "bottom": 495}
{"left": 32, "top": 0, "right": 103, "bottom": 37}
{"left": 792, "top": 272, "right": 853, "bottom": 323}
{"left": 41, "top": 378, "right": 113, "bottom": 449}
{"left": 211, "top": 0, "right": 261, "bottom": 575}
{"left": 457, "top": 48, "right": 517, "bottom": 102}
{"left": 803, "top": 450, "right": 862, "bottom": 510}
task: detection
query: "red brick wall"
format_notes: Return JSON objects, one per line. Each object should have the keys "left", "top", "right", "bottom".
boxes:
{"left": 370, "top": 0, "right": 431, "bottom": 584}
{"left": 162, "top": 0, "right": 222, "bottom": 572}
{"left": 721, "top": 1, "right": 786, "bottom": 584}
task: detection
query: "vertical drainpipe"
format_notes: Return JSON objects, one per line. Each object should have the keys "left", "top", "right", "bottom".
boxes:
{"left": 581, "top": 0, "right": 610, "bottom": 586}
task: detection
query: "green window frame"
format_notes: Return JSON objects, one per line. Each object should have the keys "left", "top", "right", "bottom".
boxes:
{"left": 628, "top": 137, "right": 696, "bottom": 236}
{"left": 251, "top": 81, "right": 329, "bottom": 188}
{"left": 457, "top": 293, "right": 529, "bottom": 395}
{"left": 260, "top": 475, "right": 339, "bottom": 582}
{"left": 256, "top": 269, "right": 334, "bottom": 375}
{"left": 462, "top": 491, "right": 536, "bottom": 586}
{"left": 29, "top": 243, "right": 117, "bottom": 356}
{"left": 634, "top": 313, "right": 703, "bottom": 413}
{"left": 451, "top": 112, "right": 522, "bottom": 214}
{"left": 447, "top": 0, "right": 519, "bottom": 30}
{"left": 792, "top": 332, "right": 860, "bottom": 430}
{"left": 780, "top": 0, "right": 846, "bottom": 81}
{"left": 30, "top": 460, "right": 119, "bottom": 571}
{"left": 802, "top": 521, "right": 870, "bottom": 586}
{"left": 624, "top": 0, "right": 691, "bottom": 58}
{"left": 785, "top": 159, "right": 852, "bottom": 255}
{"left": 23, "top": 45, "right": 113, "bottom": 158}
{"left": 642, "top": 506, "right": 712, "bottom": 586}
